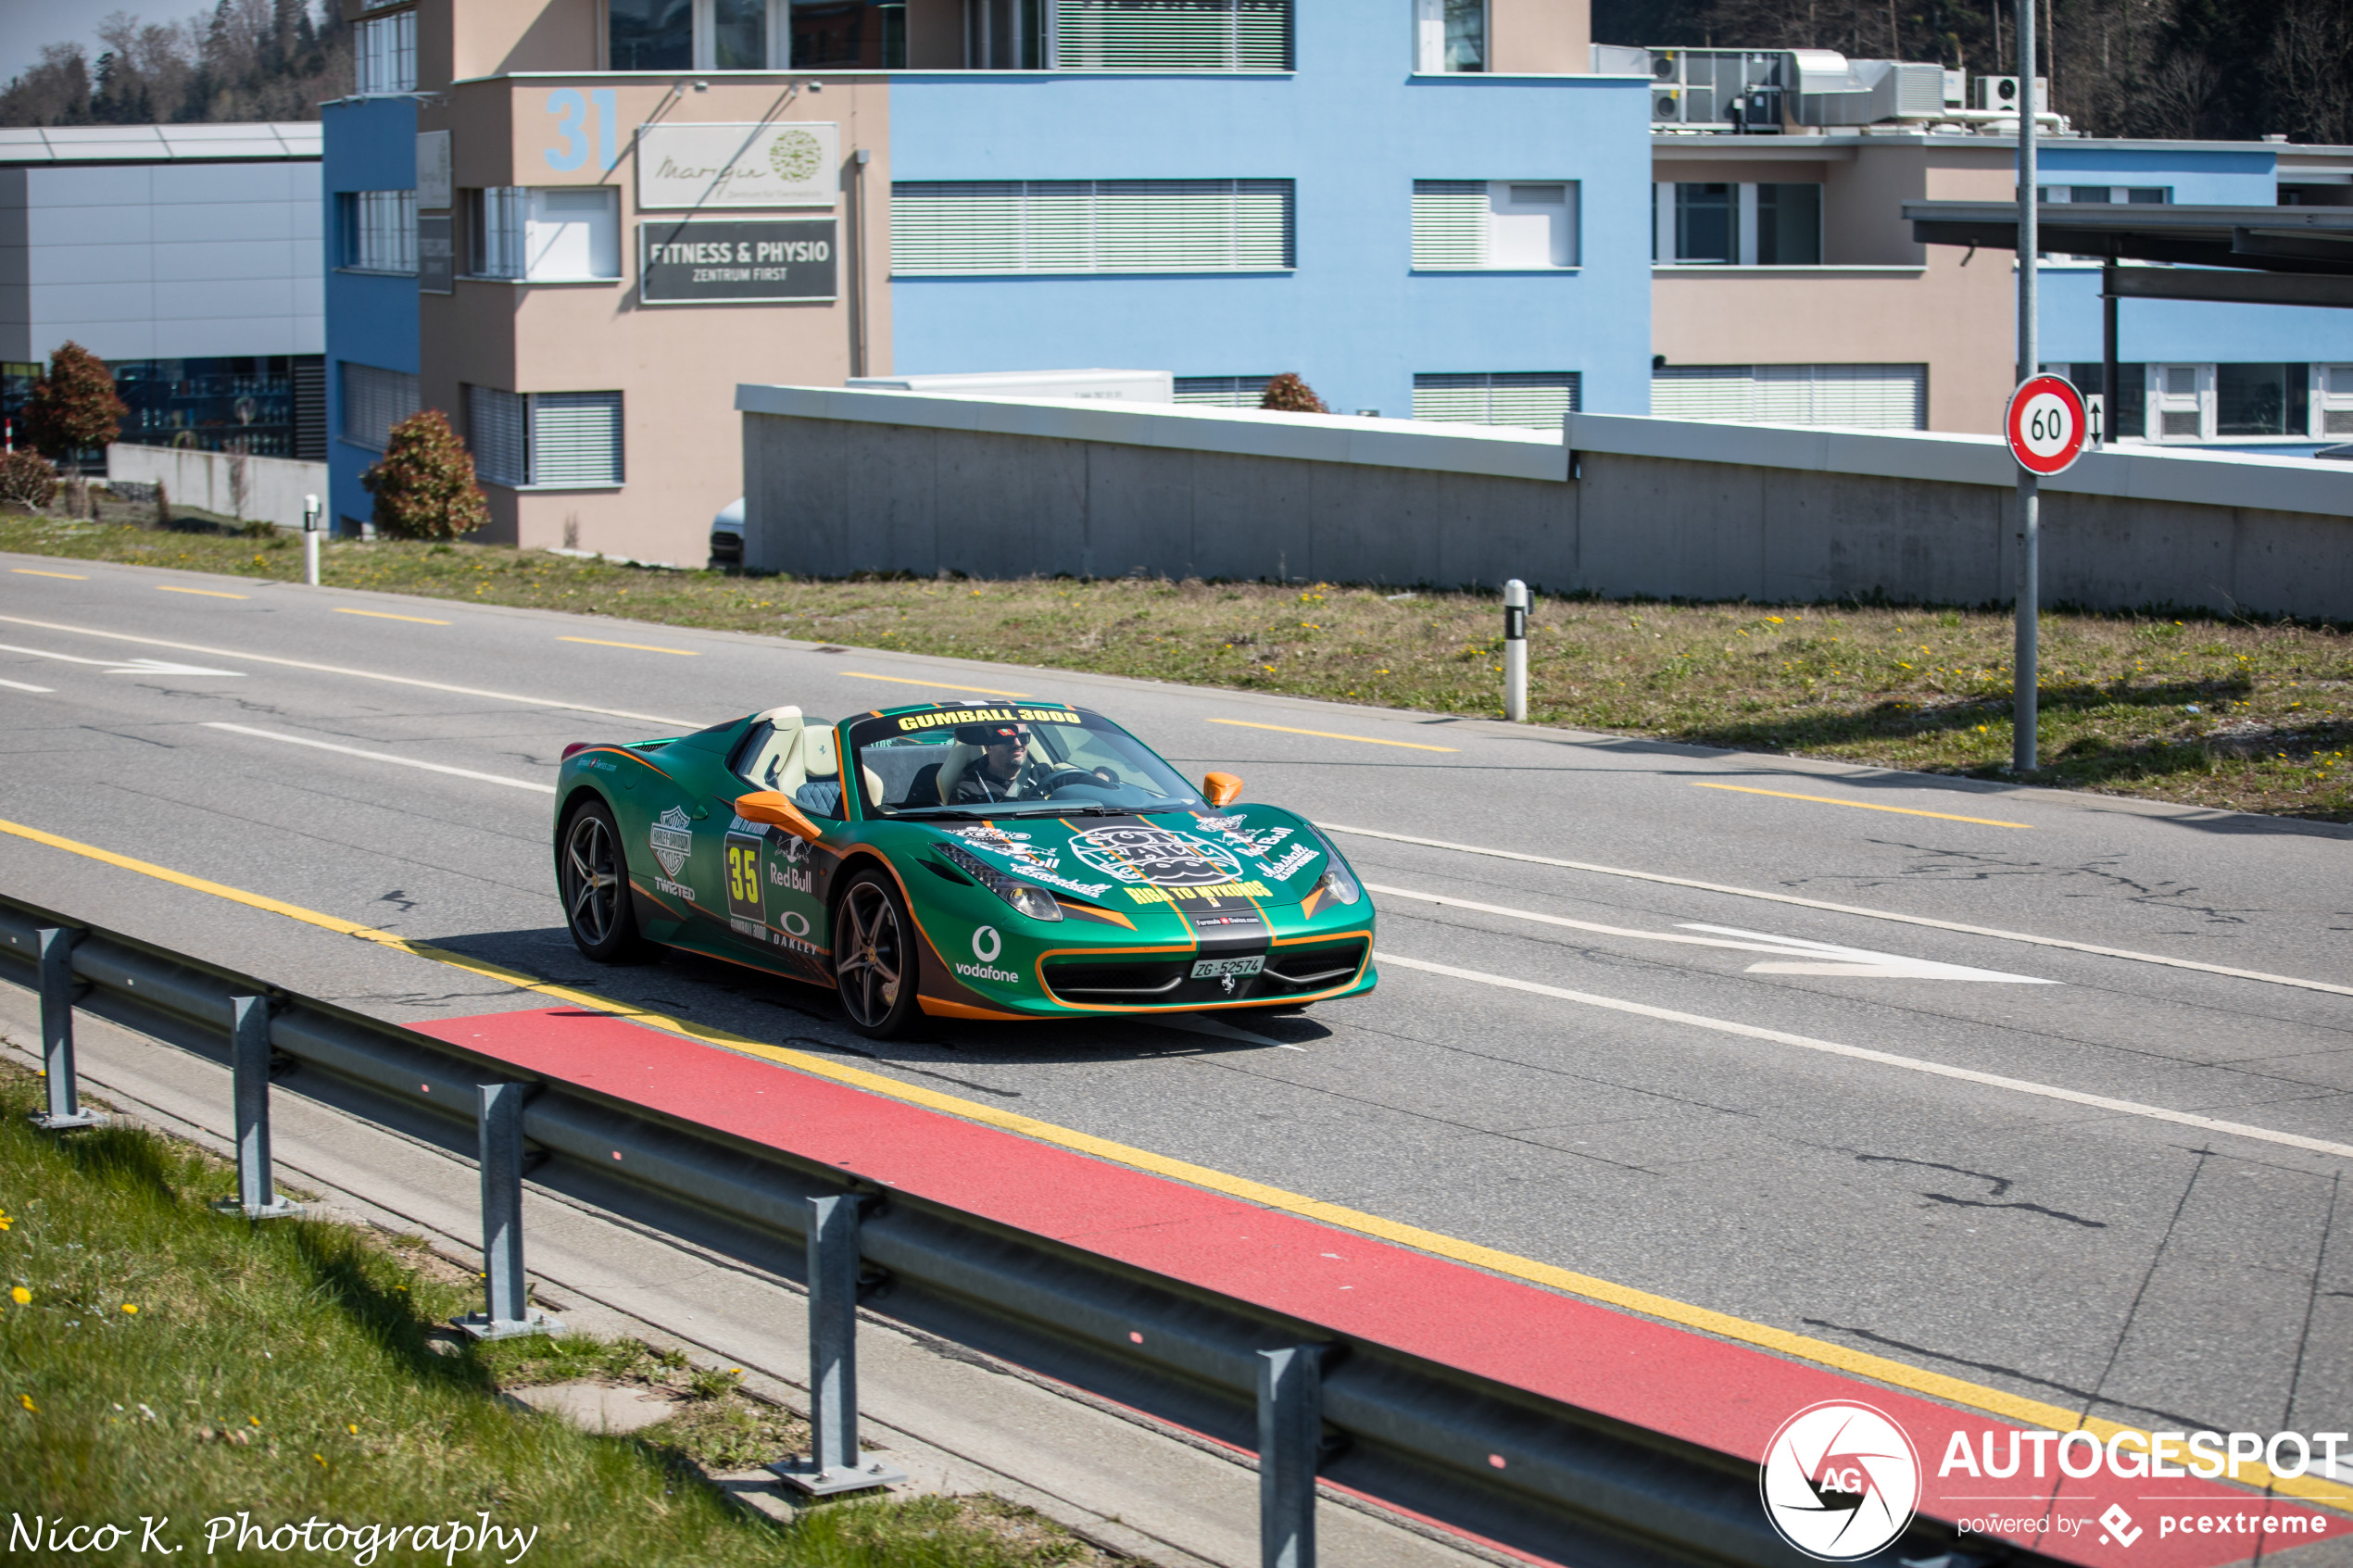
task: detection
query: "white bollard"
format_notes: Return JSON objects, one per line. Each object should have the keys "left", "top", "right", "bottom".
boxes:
{"left": 1503, "top": 579, "right": 1529, "bottom": 722}
{"left": 302, "top": 493, "right": 321, "bottom": 586}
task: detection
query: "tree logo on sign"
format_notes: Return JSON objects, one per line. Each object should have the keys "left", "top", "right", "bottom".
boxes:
{"left": 768, "top": 129, "right": 823, "bottom": 184}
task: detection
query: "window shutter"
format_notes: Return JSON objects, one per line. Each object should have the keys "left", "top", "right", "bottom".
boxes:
{"left": 1051, "top": 0, "right": 1290, "bottom": 69}
{"left": 1174, "top": 375, "right": 1278, "bottom": 408}
{"left": 340, "top": 363, "right": 420, "bottom": 451}
{"left": 1653, "top": 364, "right": 1923, "bottom": 428}
{"left": 1412, "top": 372, "right": 1579, "bottom": 428}
{"left": 1412, "top": 182, "right": 1487, "bottom": 268}
{"left": 465, "top": 385, "right": 527, "bottom": 487}
{"left": 527, "top": 392, "right": 624, "bottom": 486}
{"left": 891, "top": 180, "right": 1292, "bottom": 274}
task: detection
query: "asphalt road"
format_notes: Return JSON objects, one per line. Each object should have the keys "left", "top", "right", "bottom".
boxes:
{"left": 2, "top": 551, "right": 2347, "bottom": 1459}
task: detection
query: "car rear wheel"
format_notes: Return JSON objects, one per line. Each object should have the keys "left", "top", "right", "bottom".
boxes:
{"left": 834, "top": 870, "right": 921, "bottom": 1039}
{"left": 560, "top": 799, "right": 648, "bottom": 963}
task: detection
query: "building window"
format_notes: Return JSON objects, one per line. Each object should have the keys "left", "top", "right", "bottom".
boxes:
{"left": 464, "top": 188, "right": 618, "bottom": 282}
{"left": 467, "top": 188, "right": 523, "bottom": 279}
{"left": 2035, "top": 185, "right": 2171, "bottom": 205}
{"left": 891, "top": 180, "right": 1293, "bottom": 274}
{"left": 1655, "top": 182, "right": 1822, "bottom": 265}
{"left": 1174, "top": 374, "right": 1277, "bottom": 407}
{"left": 1413, "top": 181, "right": 1579, "bottom": 269}
{"left": 2322, "top": 365, "right": 2353, "bottom": 436}
{"left": 2057, "top": 362, "right": 2145, "bottom": 444}
{"left": 354, "top": 9, "right": 417, "bottom": 94}
{"left": 610, "top": 0, "right": 693, "bottom": 69}
{"left": 965, "top": 0, "right": 1046, "bottom": 67}
{"left": 1652, "top": 364, "right": 1926, "bottom": 429}
{"left": 107, "top": 357, "right": 322, "bottom": 459}
{"left": 1413, "top": 372, "right": 1579, "bottom": 428}
{"left": 339, "top": 191, "right": 418, "bottom": 273}
{"left": 340, "top": 363, "right": 421, "bottom": 451}
{"left": 1051, "top": 0, "right": 1291, "bottom": 70}
{"left": 2152, "top": 363, "right": 2208, "bottom": 440}
{"left": 1414, "top": 0, "right": 1483, "bottom": 70}
{"left": 2216, "top": 363, "right": 2309, "bottom": 436}
{"left": 467, "top": 385, "right": 623, "bottom": 487}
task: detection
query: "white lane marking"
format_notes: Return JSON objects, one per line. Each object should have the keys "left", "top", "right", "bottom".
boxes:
{"left": 1330, "top": 822, "right": 2353, "bottom": 999}
{"left": 0, "top": 677, "right": 56, "bottom": 693}
{"left": 203, "top": 722, "right": 559, "bottom": 793}
{"left": 1680, "top": 924, "right": 2054, "bottom": 984}
{"left": 1365, "top": 882, "right": 2049, "bottom": 983}
{"left": 1375, "top": 950, "right": 2353, "bottom": 1161}
{"left": 0, "top": 614, "right": 700, "bottom": 726}
{"left": 0, "top": 640, "right": 244, "bottom": 677}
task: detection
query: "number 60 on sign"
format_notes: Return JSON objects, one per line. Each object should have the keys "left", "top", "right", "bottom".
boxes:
{"left": 2006, "top": 373, "right": 2088, "bottom": 475}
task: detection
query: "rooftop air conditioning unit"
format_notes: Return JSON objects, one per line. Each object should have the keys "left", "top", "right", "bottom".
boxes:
{"left": 1973, "top": 75, "right": 2049, "bottom": 112}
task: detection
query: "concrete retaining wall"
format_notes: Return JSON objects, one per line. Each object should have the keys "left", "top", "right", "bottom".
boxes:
{"left": 736, "top": 385, "right": 2353, "bottom": 620}
{"left": 106, "top": 444, "right": 328, "bottom": 533}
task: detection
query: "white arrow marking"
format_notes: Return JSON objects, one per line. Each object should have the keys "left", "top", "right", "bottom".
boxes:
{"left": 1679, "top": 924, "right": 2056, "bottom": 984}
{"left": 0, "top": 641, "right": 244, "bottom": 677}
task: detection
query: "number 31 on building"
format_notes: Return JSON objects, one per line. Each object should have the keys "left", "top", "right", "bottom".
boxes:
{"left": 545, "top": 87, "right": 619, "bottom": 174}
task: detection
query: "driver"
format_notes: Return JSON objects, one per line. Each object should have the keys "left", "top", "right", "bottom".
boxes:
{"left": 946, "top": 721, "right": 1043, "bottom": 803}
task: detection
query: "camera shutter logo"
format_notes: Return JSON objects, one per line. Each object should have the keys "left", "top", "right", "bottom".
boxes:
{"left": 1759, "top": 1401, "right": 1921, "bottom": 1561}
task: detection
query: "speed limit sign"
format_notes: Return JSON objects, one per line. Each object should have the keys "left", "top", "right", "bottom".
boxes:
{"left": 2007, "top": 374, "right": 2087, "bottom": 475}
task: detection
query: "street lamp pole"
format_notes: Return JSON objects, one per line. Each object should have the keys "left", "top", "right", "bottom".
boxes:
{"left": 2012, "top": 0, "right": 2040, "bottom": 774}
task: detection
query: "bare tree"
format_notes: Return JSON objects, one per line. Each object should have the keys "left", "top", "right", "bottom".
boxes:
{"left": 1, "top": 1, "right": 347, "bottom": 127}
{"left": 2266, "top": 0, "right": 2353, "bottom": 145}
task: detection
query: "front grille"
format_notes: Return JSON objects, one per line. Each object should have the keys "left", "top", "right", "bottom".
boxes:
{"left": 1262, "top": 938, "right": 1368, "bottom": 989}
{"left": 1042, "top": 959, "right": 1189, "bottom": 998}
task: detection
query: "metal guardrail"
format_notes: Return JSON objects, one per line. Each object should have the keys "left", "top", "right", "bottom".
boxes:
{"left": 0, "top": 891, "right": 2016, "bottom": 1568}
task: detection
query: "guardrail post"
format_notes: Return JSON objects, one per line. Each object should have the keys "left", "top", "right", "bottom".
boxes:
{"left": 774, "top": 1194, "right": 906, "bottom": 1495}
{"left": 452, "top": 1082, "right": 560, "bottom": 1341}
{"left": 1259, "top": 1346, "right": 1326, "bottom": 1568}
{"left": 212, "top": 997, "right": 298, "bottom": 1219}
{"left": 1502, "top": 580, "right": 1529, "bottom": 724}
{"left": 29, "top": 928, "right": 103, "bottom": 1131}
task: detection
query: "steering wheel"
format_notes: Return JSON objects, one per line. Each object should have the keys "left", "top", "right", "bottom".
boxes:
{"left": 1041, "top": 766, "right": 1120, "bottom": 793}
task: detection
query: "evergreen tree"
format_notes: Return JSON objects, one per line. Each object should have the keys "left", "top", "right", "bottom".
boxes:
{"left": 24, "top": 342, "right": 128, "bottom": 462}
{"left": 362, "top": 411, "right": 492, "bottom": 541}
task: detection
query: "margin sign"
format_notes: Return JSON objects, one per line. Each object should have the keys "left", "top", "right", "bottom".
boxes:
{"left": 2007, "top": 374, "right": 2087, "bottom": 475}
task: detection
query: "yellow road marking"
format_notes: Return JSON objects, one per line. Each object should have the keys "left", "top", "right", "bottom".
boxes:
{"left": 558, "top": 635, "right": 698, "bottom": 656}
{"left": 10, "top": 569, "right": 85, "bottom": 580}
{"left": 0, "top": 809, "right": 2342, "bottom": 1516}
{"left": 155, "top": 585, "right": 247, "bottom": 600}
{"left": 845, "top": 671, "right": 1031, "bottom": 698}
{"left": 334, "top": 608, "right": 450, "bottom": 625}
{"left": 1209, "top": 719, "right": 1458, "bottom": 753}
{"left": 1692, "top": 781, "right": 2032, "bottom": 829}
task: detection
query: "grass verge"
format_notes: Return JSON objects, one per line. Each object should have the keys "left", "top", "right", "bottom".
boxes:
{"left": 3, "top": 512, "right": 2347, "bottom": 822}
{"left": 0, "top": 1064, "right": 1107, "bottom": 1564}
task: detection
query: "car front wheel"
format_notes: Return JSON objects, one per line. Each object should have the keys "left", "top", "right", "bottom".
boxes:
{"left": 833, "top": 870, "right": 921, "bottom": 1038}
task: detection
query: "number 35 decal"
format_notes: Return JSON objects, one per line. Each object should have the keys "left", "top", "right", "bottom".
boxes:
{"left": 545, "top": 86, "right": 618, "bottom": 173}
{"left": 724, "top": 832, "right": 764, "bottom": 922}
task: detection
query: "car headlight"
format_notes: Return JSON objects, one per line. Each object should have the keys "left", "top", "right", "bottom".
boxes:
{"left": 1305, "top": 826, "right": 1361, "bottom": 906}
{"left": 937, "top": 843, "right": 1063, "bottom": 922}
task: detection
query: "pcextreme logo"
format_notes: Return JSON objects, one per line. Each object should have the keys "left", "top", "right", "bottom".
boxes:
{"left": 1760, "top": 1401, "right": 1922, "bottom": 1561}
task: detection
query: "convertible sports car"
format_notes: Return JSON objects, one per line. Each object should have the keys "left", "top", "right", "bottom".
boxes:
{"left": 552, "top": 698, "right": 1378, "bottom": 1037}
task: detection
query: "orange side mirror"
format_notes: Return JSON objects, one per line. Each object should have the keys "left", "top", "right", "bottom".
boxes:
{"left": 1202, "top": 771, "right": 1244, "bottom": 808}
{"left": 734, "top": 790, "right": 824, "bottom": 843}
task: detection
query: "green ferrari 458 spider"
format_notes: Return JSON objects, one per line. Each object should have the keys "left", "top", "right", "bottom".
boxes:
{"left": 552, "top": 698, "right": 1378, "bottom": 1037}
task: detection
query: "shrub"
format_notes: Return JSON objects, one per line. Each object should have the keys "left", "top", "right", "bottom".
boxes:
{"left": 361, "top": 409, "right": 490, "bottom": 540}
{"left": 1258, "top": 372, "right": 1329, "bottom": 414}
{"left": 0, "top": 449, "right": 60, "bottom": 511}
{"left": 24, "top": 341, "right": 128, "bottom": 460}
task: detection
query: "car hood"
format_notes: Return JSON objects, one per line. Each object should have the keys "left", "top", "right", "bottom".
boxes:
{"left": 909, "top": 804, "right": 1331, "bottom": 910}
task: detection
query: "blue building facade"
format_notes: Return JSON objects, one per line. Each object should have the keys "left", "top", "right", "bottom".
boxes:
{"left": 321, "top": 96, "right": 420, "bottom": 533}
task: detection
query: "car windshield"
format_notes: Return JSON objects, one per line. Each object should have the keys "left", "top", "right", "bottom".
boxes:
{"left": 847, "top": 704, "right": 1204, "bottom": 817}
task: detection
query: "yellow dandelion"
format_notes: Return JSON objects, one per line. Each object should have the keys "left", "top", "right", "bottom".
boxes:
{"left": 120, "top": 1304, "right": 138, "bottom": 1315}
{"left": 9, "top": 1288, "right": 26, "bottom": 1306}
{"left": 17, "top": 1395, "right": 33, "bottom": 1412}
{"left": 314, "top": 1453, "right": 327, "bottom": 1468}
{"left": 347, "top": 1423, "right": 359, "bottom": 1435}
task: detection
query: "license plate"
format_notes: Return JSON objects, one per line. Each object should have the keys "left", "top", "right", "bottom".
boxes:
{"left": 1191, "top": 955, "right": 1265, "bottom": 980}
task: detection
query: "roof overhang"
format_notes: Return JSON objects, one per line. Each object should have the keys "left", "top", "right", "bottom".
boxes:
{"left": 1901, "top": 200, "right": 2353, "bottom": 276}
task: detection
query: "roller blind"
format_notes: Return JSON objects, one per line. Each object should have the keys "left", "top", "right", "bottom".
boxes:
{"left": 527, "top": 392, "right": 624, "bottom": 486}
{"left": 1174, "top": 375, "right": 1278, "bottom": 408}
{"left": 1411, "top": 182, "right": 1486, "bottom": 268}
{"left": 465, "top": 384, "right": 526, "bottom": 487}
{"left": 1051, "top": 0, "right": 1291, "bottom": 69}
{"left": 339, "top": 362, "right": 419, "bottom": 452}
{"left": 1413, "top": 371, "right": 1580, "bottom": 428}
{"left": 1652, "top": 364, "right": 1925, "bottom": 429}
{"left": 892, "top": 180, "right": 1293, "bottom": 274}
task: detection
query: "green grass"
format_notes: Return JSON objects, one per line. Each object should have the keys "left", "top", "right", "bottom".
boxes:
{"left": 4, "top": 511, "right": 2347, "bottom": 822}
{"left": 0, "top": 1067, "right": 1104, "bottom": 1565}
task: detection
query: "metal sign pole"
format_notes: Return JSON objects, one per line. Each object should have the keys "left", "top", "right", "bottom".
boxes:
{"left": 2012, "top": 0, "right": 2040, "bottom": 774}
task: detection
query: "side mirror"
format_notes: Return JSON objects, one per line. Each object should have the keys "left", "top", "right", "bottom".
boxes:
{"left": 733, "top": 790, "right": 824, "bottom": 843}
{"left": 1202, "top": 771, "right": 1243, "bottom": 808}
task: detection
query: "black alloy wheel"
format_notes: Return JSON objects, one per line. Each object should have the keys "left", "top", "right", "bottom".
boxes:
{"left": 560, "top": 800, "right": 646, "bottom": 962}
{"left": 833, "top": 870, "right": 920, "bottom": 1038}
